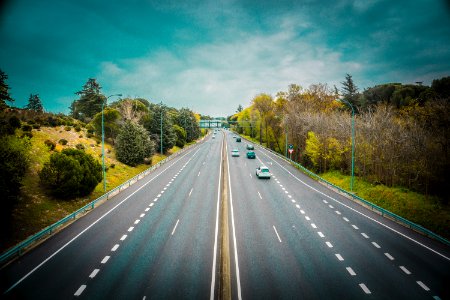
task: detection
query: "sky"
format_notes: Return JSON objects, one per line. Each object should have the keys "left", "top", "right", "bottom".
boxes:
{"left": 1, "top": 0, "right": 449, "bottom": 117}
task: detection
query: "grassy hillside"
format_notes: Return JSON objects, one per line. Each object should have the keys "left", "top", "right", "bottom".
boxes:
{"left": 5, "top": 126, "right": 169, "bottom": 251}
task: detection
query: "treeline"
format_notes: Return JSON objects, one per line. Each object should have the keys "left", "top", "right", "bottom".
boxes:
{"left": 230, "top": 75, "right": 450, "bottom": 201}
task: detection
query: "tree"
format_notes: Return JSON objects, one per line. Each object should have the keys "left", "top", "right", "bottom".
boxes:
{"left": 143, "top": 104, "right": 176, "bottom": 153}
{"left": 0, "top": 69, "right": 14, "bottom": 110}
{"left": 91, "top": 108, "right": 121, "bottom": 141}
{"left": 341, "top": 74, "right": 360, "bottom": 108}
{"left": 173, "top": 124, "right": 187, "bottom": 147}
{"left": 70, "top": 78, "right": 104, "bottom": 122}
{"left": 176, "top": 108, "right": 201, "bottom": 143}
{"left": 25, "top": 94, "right": 44, "bottom": 112}
{"left": 252, "top": 93, "right": 273, "bottom": 145}
{"left": 236, "top": 104, "right": 243, "bottom": 113}
{"left": 115, "top": 121, "right": 155, "bottom": 166}
{"left": 111, "top": 98, "right": 149, "bottom": 123}
{"left": 431, "top": 76, "right": 450, "bottom": 100}
{"left": 39, "top": 149, "right": 102, "bottom": 198}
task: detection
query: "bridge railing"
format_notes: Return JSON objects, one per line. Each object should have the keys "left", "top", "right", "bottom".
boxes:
{"left": 244, "top": 136, "right": 450, "bottom": 247}
{"left": 0, "top": 134, "right": 209, "bottom": 266}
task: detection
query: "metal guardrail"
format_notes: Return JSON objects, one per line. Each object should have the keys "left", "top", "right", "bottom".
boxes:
{"left": 242, "top": 135, "right": 450, "bottom": 246}
{"left": 0, "top": 135, "right": 208, "bottom": 265}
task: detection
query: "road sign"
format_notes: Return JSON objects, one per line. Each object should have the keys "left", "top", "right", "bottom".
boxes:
{"left": 288, "top": 144, "right": 294, "bottom": 149}
{"left": 288, "top": 149, "right": 294, "bottom": 154}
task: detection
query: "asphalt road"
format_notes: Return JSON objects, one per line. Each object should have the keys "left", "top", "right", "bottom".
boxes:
{"left": 1, "top": 134, "right": 223, "bottom": 299}
{"left": 1, "top": 130, "right": 449, "bottom": 299}
{"left": 226, "top": 132, "right": 450, "bottom": 300}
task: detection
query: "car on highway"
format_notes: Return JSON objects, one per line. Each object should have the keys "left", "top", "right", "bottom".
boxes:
{"left": 246, "top": 144, "right": 254, "bottom": 150}
{"left": 236, "top": 137, "right": 241, "bottom": 142}
{"left": 247, "top": 151, "right": 256, "bottom": 159}
{"left": 256, "top": 166, "right": 271, "bottom": 179}
{"left": 231, "top": 149, "right": 240, "bottom": 157}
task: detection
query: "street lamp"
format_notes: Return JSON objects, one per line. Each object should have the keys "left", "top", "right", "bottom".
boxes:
{"left": 102, "top": 93, "right": 122, "bottom": 193}
{"left": 338, "top": 98, "right": 355, "bottom": 192}
{"left": 160, "top": 102, "right": 164, "bottom": 154}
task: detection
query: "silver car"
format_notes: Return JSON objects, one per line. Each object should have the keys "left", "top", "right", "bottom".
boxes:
{"left": 231, "top": 149, "right": 240, "bottom": 157}
{"left": 256, "top": 166, "right": 271, "bottom": 179}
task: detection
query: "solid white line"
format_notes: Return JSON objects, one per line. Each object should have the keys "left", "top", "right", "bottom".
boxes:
{"left": 74, "top": 285, "right": 86, "bottom": 296}
{"left": 318, "top": 232, "right": 325, "bottom": 238}
{"left": 311, "top": 223, "right": 317, "bottom": 229}
{"left": 384, "top": 252, "right": 394, "bottom": 260}
{"left": 120, "top": 234, "right": 127, "bottom": 241}
{"left": 189, "top": 188, "right": 193, "bottom": 197}
{"left": 372, "top": 242, "right": 381, "bottom": 248}
{"left": 89, "top": 269, "right": 100, "bottom": 278}
{"left": 111, "top": 244, "right": 119, "bottom": 251}
{"left": 171, "top": 219, "right": 180, "bottom": 236}
{"left": 359, "top": 283, "right": 371, "bottom": 294}
{"left": 210, "top": 137, "right": 222, "bottom": 300}
{"left": 346, "top": 267, "right": 356, "bottom": 276}
{"left": 101, "top": 256, "right": 110, "bottom": 264}
{"left": 140, "top": 213, "right": 145, "bottom": 218}
{"left": 258, "top": 191, "right": 262, "bottom": 199}
{"left": 326, "top": 242, "right": 333, "bottom": 248}
{"left": 128, "top": 226, "right": 134, "bottom": 232}
{"left": 227, "top": 141, "right": 243, "bottom": 300}
{"left": 352, "top": 225, "right": 359, "bottom": 230}
{"left": 335, "top": 254, "right": 344, "bottom": 261}
{"left": 273, "top": 226, "right": 282, "bottom": 243}
{"left": 260, "top": 148, "right": 450, "bottom": 261}
{"left": 134, "top": 219, "right": 140, "bottom": 225}
{"left": 417, "top": 281, "right": 430, "bottom": 291}
{"left": 5, "top": 146, "right": 202, "bottom": 294}
{"left": 400, "top": 266, "right": 411, "bottom": 275}
{"left": 361, "top": 233, "right": 369, "bottom": 239}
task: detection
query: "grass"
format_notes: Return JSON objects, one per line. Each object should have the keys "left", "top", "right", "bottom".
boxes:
{"left": 321, "top": 170, "right": 450, "bottom": 240}
{"left": 3, "top": 126, "right": 180, "bottom": 252}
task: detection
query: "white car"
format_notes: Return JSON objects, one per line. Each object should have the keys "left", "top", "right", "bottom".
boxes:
{"left": 256, "top": 166, "right": 271, "bottom": 179}
{"left": 231, "top": 149, "right": 240, "bottom": 157}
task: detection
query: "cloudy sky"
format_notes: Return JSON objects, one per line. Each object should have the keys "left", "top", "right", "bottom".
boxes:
{"left": 1, "top": 0, "right": 449, "bottom": 117}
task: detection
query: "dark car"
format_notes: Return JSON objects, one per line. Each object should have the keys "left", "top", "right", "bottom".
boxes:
{"left": 247, "top": 151, "right": 256, "bottom": 159}
{"left": 246, "top": 144, "right": 254, "bottom": 150}
{"left": 236, "top": 137, "right": 241, "bottom": 142}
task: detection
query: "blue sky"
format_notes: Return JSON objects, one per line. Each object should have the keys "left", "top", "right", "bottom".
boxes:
{"left": 1, "top": 0, "right": 449, "bottom": 117}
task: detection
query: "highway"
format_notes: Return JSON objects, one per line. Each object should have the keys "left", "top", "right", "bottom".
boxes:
{"left": 1, "top": 130, "right": 449, "bottom": 299}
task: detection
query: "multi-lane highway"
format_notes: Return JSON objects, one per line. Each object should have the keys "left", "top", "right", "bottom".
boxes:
{"left": 1, "top": 130, "right": 449, "bottom": 299}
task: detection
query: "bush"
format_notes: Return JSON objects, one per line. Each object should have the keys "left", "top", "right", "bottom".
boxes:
{"left": 86, "top": 124, "right": 95, "bottom": 134}
{"left": 74, "top": 125, "right": 81, "bottom": 132}
{"left": 76, "top": 143, "right": 85, "bottom": 150}
{"left": 115, "top": 121, "right": 155, "bottom": 166}
{"left": 44, "top": 139, "right": 56, "bottom": 150}
{"left": 8, "top": 116, "right": 21, "bottom": 129}
{"left": 110, "top": 163, "right": 115, "bottom": 169}
{"left": 59, "top": 139, "right": 68, "bottom": 145}
{"left": 79, "top": 135, "right": 83, "bottom": 138}
{"left": 21, "top": 132, "right": 33, "bottom": 139}
{"left": 39, "top": 149, "right": 102, "bottom": 198}
{"left": 87, "top": 133, "right": 94, "bottom": 138}
{"left": 64, "top": 126, "right": 71, "bottom": 131}
{"left": 22, "top": 124, "right": 32, "bottom": 132}
{"left": 32, "top": 124, "right": 40, "bottom": 129}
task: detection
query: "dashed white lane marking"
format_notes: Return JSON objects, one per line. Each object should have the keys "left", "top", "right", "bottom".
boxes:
{"left": 335, "top": 211, "right": 341, "bottom": 215}
{"left": 361, "top": 233, "right": 369, "bottom": 239}
{"left": 163, "top": 187, "right": 167, "bottom": 190}
{"left": 359, "top": 283, "right": 371, "bottom": 294}
{"left": 89, "top": 269, "right": 100, "bottom": 278}
{"left": 433, "top": 296, "right": 442, "bottom": 300}
{"left": 335, "top": 254, "right": 344, "bottom": 261}
{"left": 346, "top": 267, "right": 356, "bottom": 276}
{"left": 111, "top": 244, "right": 119, "bottom": 251}
{"left": 400, "top": 266, "right": 411, "bottom": 275}
{"left": 198, "top": 171, "right": 201, "bottom": 177}
{"left": 284, "top": 191, "right": 289, "bottom": 194}
{"left": 323, "top": 200, "right": 328, "bottom": 204}
{"left": 140, "top": 213, "right": 145, "bottom": 218}
{"left": 291, "top": 199, "right": 296, "bottom": 203}
{"left": 311, "top": 223, "right": 317, "bottom": 229}
{"left": 417, "top": 281, "right": 430, "bottom": 291}
{"left": 305, "top": 216, "right": 310, "bottom": 221}
{"left": 282, "top": 187, "right": 285, "bottom": 190}
{"left": 161, "top": 190, "right": 165, "bottom": 194}
{"left": 128, "top": 226, "right": 134, "bottom": 232}
{"left": 157, "top": 194, "right": 161, "bottom": 198}
{"left": 326, "top": 242, "right": 333, "bottom": 248}
{"left": 74, "top": 285, "right": 86, "bottom": 296}
{"left": 134, "top": 219, "right": 140, "bottom": 225}
{"left": 257, "top": 191, "right": 262, "bottom": 199}
{"left": 329, "top": 205, "right": 334, "bottom": 209}
{"left": 318, "top": 232, "right": 325, "bottom": 238}
{"left": 249, "top": 173, "right": 252, "bottom": 178}
{"left": 343, "top": 217, "right": 349, "bottom": 222}
{"left": 150, "top": 203, "right": 154, "bottom": 207}
{"left": 288, "top": 195, "right": 292, "bottom": 198}
{"left": 372, "top": 242, "right": 381, "bottom": 248}
{"left": 273, "top": 226, "right": 282, "bottom": 243}
{"left": 280, "top": 184, "right": 283, "bottom": 187}
{"left": 189, "top": 188, "right": 193, "bottom": 197}
{"left": 300, "top": 210, "right": 305, "bottom": 214}
{"left": 384, "top": 253, "right": 395, "bottom": 260}
{"left": 145, "top": 207, "right": 150, "bottom": 212}
{"left": 101, "top": 256, "right": 110, "bottom": 264}
{"left": 352, "top": 225, "right": 359, "bottom": 230}
{"left": 171, "top": 219, "right": 180, "bottom": 236}
{"left": 153, "top": 198, "right": 158, "bottom": 202}
{"left": 120, "top": 234, "right": 127, "bottom": 241}
{"left": 295, "top": 204, "right": 300, "bottom": 209}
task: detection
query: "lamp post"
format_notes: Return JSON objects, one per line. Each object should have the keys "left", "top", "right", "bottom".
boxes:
{"left": 160, "top": 102, "right": 163, "bottom": 154}
{"left": 339, "top": 98, "right": 355, "bottom": 192}
{"left": 102, "top": 93, "right": 122, "bottom": 193}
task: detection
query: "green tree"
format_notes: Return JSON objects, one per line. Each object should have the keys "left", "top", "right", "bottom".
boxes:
{"left": 173, "top": 124, "right": 187, "bottom": 147}
{"left": 25, "top": 94, "right": 44, "bottom": 112}
{"left": 115, "top": 121, "right": 155, "bottom": 166}
{"left": 91, "top": 108, "right": 121, "bottom": 140}
{"left": 176, "top": 108, "right": 201, "bottom": 142}
{"left": 39, "top": 149, "right": 102, "bottom": 198}
{"left": 341, "top": 74, "right": 360, "bottom": 109}
{"left": 144, "top": 104, "right": 176, "bottom": 153}
{"left": 70, "top": 78, "right": 104, "bottom": 122}
{"left": 252, "top": 93, "right": 273, "bottom": 145}
{"left": 0, "top": 69, "right": 14, "bottom": 110}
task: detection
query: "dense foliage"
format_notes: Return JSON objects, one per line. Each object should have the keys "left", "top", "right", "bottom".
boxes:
{"left": 115, "top": 121, "right": 155, "bottom": 166}
{"left": 70, "top": 78, "right": 105, "bottom": 122}
{"left": 39, "top": 149, "right": 102, "bottom": 199}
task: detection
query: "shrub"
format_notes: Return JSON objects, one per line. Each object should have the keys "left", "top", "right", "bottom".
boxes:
{"left": 59, "top": 139, "right": 68, "bottom": 145}
{"left": 21, "top": 132, "right": 33, "bottom": 139}
{"left": 74, "top": 125, "right": 81, "bottom": 132}
{"left": 86, "top": 124, "right": 95, "bottom": 134}
{"left": 110, "top": 163, "right": 115, "bottom": 169}
{"left": 22, "top": 124, "right": 32, "bottom": 132}
{"left": 87, "top": 133, "right": 94, "bottom": 138}
{"left": 76, "top": 143, "right": 85, "bottom": 150}
{"left": 39, "top": 149, "right": 102, "bottom": 198}
{"left": 44, "top": 139, "right": 56, "bottom": 150}
{"left": 115, "top": 121, "right": 155, "bottom": 166}
{"left": 8, "top": 116, "right": 21, "bottom": 129}
{"left": 79, "top": 135, "right": 83, "bottom": 138}
{"left": 32, "top": 124, "right": 40, "bottom": 129}
{"left": 64, "top": 126, "right": 71, "bottom": 131}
